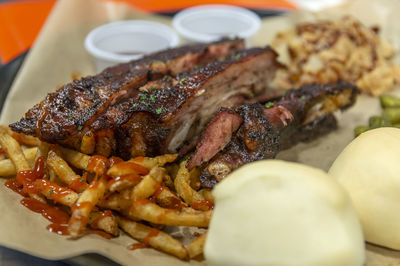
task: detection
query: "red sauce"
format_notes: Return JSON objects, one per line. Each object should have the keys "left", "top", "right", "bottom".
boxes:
{"left": 82, "top": 229, "right": 112, "bottom": 239}
{"left": 133, "top": 199, "right": 152, "bottom": 205}
{"left": 88, "top": 179, "right": 101, "bottom": 189}
{"left": 192, "top": 200, "right": 214, "bottom": 211}
{"left": 5, "top": 178, "right": 24, "bottom": 195}
{"left": 0, "top": 148, "right": 6, "bottom": 155}
{"left": 47, "top": 223, "right": 69, "bottom": 236}
{"left": 69, "top": 174, "right": 88, "bottom": 192}
{"left": 128, "top": 229, "right": 159, "bottom": 251}
{"left": 21, "top": 198, "right": 69, "bottom": 224}
{"left": 107, "top": 173, "right": 142, "bottom": 189}
{"left": 108, "top": 156, "right": 123, "bottom": 167}
{"left": 91, "top": 210, "right": 113, "bottom": 229}
{"left": 35, "top": 179, "right": 74, "bottom": 204}
{"left": 113, "top": 161, "right": 149, "bottom": 176}
{"left": 132, "top": 156, "right": 145, "bottom": 163}
{"left": 12, "top": 157, "right": 46, "bottom": 196}
{"left": 16, "top": 171, "right": 39, "bottom": 195}
{"left": 70, "top": 201, "right": 94, "bottom": 227}
{"left": 36, "top": 109, "right": 48, "bottom": 132}
{"left": 167, "top": 198, "right": 186, "bottom": 210}
{"left": 193, "top": 232, "right": 201, "bottom": 237}
{"left": 152, "top": 183, "right": 163, "bottom": 198}
{"left": 34, "top": 157, "right": 46, "bottom": 179}
{"left": 87, "top": 155, "right": 109, "bottom": 176}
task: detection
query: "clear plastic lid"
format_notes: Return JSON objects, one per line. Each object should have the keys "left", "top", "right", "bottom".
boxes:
{"left": 85, "top": 20, "right": 179, "bottom": 71}
{"left": 173, "top": 5, "right": 261, "bottom": 43}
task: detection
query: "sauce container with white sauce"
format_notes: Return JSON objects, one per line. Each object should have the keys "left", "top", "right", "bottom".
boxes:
{"left": 85, "top": 20, "right": 179, "bottom": 71}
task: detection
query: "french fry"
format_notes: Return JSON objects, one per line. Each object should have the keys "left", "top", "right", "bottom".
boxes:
{"left": 98, "top": 190, "right": 132, "bottom": 212}
{"left": 131, "top": 154, "right": 178, "bottom": 169}
{"left": 107, "top": 161, "right": 149, "bottom": 177}
{"left": 131, "top": 167, "right": 165, "bottom": 200}
{"left": 0, "top": 130, "right": 46, "bottom": 202}
{"left": 80, "top": 131, "right": 96, "bottom": 154}
{"left": 68, "top": 176, "right": 108, "bottom": 238}
{"left": 186, "top": 233, "right": 207, "bottom": 259}
{"left": 155, "top": 186, "right": 186, "bottom": 209}
{"left": 174, "top": 160, "right": 204, "bottom": 206}
{"left": 107, "top": 171, "right": 143, "bottom": 193}
{"left": 129, "top": 200, "right": 212, "bottom": 227}
{"left": 35, "top": 142, "right": 49, "bottom": 159}
{"left": 0, "top": 147, "right": 37, "bottom": 177}
{"left": 57, "top": 146, "right": 90, "bottom": 170}
{"left": 35, "top": 179, "right": 78, "bottom": 206}
{"left": 47, "top": 150, "right": 88, "bottom": 192}
{"left": 86, "top": 155, "right": 109, "bottom": 176}
{"left": 0, "top": 129, "right": 30, "bottom": 172}
{"left": 47, "top": 168, "right": 60, "bottom": 183}
{"left": 11, "top": 132, "right": 40, "bottom": 146}
{"left": 0, "top": 130, "right": 212, "bottom": 260}
{"left": 198, "top": 189, "right": 214, "bottom": 202}
{"left": 89, "top": 210, "right": 119, "bottom": 236}
{"left": 118, "top": 217, "right": 188, "bottom": 260}
{"left": 108, "top": 180, "right": 139, "bottom": 192}
{"left": 0, "top": 125, "right": 12, "bottom": 135}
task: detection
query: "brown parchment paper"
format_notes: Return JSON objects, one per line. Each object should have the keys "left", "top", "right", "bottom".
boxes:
{"left": 0, "top": 0, "right": 400, "bottom": 265}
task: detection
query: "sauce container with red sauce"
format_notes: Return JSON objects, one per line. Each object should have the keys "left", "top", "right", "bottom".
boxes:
{"left": 85, "top": 20, "right": 179, "bottom": 71}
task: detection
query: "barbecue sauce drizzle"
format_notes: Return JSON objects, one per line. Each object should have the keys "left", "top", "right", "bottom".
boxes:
{"left": 129, "top": 229, "right": 160, "bottom": 250}
{"left": 4, "top": 156, "right": 112, "bottom": 238}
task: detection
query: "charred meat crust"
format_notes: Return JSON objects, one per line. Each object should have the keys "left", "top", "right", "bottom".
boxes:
{"left": 88, "top": 46, "right": 280, "bottom": 158}
{"left": 279, "top": 113, "right": 338, "bottom": 150}
{"left": 10, "top": 38, "right": 245, "bottom": 148}
{"left": 199, "top": 81, "right": 359, "bottom": 188}
{"left": 200, "top": 103, "right": 280, "bottom": 188}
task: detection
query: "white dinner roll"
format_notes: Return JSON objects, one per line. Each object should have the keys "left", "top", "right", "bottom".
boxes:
{"left": 329, "top": 127, "right": 400, "bottom": 249}
{"left": 205, "top": 160, "right": 365, "bottom": 266}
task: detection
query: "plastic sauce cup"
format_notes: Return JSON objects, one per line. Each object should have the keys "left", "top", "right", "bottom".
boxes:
{"left": 173, "top": 5, "right": 261, "bottom": 46}
{"left": 85, "top": 20, "right": 179, "bottom": 71}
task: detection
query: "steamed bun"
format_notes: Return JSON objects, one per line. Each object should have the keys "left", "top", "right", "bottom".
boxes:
{"left": 205, "top": 160, "right": 365, "bottom": 266}
{"left": 329, "top": 127, "right": 400, "bottom": 249}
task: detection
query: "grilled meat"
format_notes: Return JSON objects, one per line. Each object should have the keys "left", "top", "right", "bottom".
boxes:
{"left": 186, "top": 108, "right": 243, "bottom": 170}
{"left": 10, "top": 38, "right": 245, "bottom": 151}
{"left": 91, "top": 47, "right": 280, "bottom": 158}
{"left": 193, "top": 81, "right": 359, "bottom": 188}
{"left": 11, "top": 44, "right": 281, "bottom": 159}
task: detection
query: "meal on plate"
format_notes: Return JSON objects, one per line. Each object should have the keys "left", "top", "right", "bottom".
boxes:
{"left": 272, "top": 16, "right": 400, "bottom": 96}
{"left": 2, "top": 16, "right": 388, "bottom": 260}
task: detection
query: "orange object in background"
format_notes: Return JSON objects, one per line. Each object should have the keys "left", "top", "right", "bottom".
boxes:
{"left": 0, "top": 0, "right": 295, "bottom": 65}
{"left": 112, "top": 0, "right": 296, "bottom": 13}
{"left": 0, "top": 0, "right": 56, "bottom": 64}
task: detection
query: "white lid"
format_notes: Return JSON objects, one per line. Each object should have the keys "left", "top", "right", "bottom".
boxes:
{"left": 173, "top": 5, "right": 261, "bottom": 42}
{"left": 85, "top": 20, "right": 179, "bottom": 70}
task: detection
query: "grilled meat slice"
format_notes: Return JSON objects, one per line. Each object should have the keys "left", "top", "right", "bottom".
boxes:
{"left": 89, "top": 46, "right": 280, "bottom": 158}
{"left": 10, "top": 38, "right": 245, "bottom": 150}
{"left": 186, "top": 108, "right": 243, "bottom": 170}
{"left": 199, "top": 103, "right": 282, "bottom": 188}
{"left": 195, "top": 81, "right": 359, "bottom": 188}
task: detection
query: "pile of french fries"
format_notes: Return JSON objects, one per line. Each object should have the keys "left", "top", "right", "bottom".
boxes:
{"left": 0, "top": 126, "right": 214, "bottom": 260}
